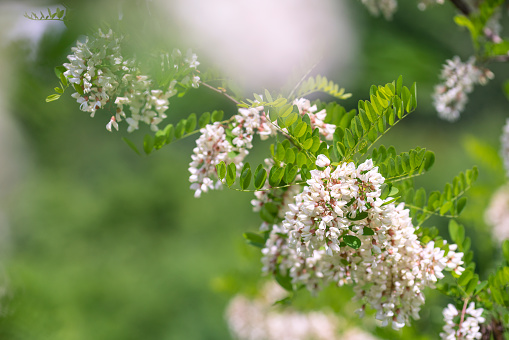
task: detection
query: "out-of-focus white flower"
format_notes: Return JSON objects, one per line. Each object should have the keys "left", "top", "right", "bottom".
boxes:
{"left": 417, "top": 0, "right": 444, "bottom": 10}
{"left": 226, "top": 282, "right": 378, "bottom": 340}
{"left": 501, "top": 119, "right": 509, "bottom": 178}
{"left": 359, "top": 0, "right": 397, "bottom": 19}
{"left": 433, "top": 56, "right": 493, "bottom": 122}
{"left": 439, "top": 302, "right": 485, "bottom": 340}
{"left": 485, "top": 183, "right": 509, "bottom": 241}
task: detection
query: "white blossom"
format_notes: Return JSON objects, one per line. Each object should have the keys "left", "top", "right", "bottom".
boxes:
{"left": 63, "top": 29, "right": 200, "bottom": 132}
{"left": 440, "top": 302, "right": 485, "bottom": 340}
{"left": 225, "top": 282, "right": 346, "bottom": 340}
{"left": 501, "top": 119, "right": 509, "bottom": 177}
{"left": 485, "top": 183, "right": 509, "bottom": 241}
{"left": 189, "top": 105, "right": 277, "bottom": 197}
{"left": 433, "top": 56, "right": 493, "bottom": 122}
{"left": 359, "top": 0, "right": 397, "bottom": 20}
{"left": 261, "top": 156, "right": 464, "bottom": 329}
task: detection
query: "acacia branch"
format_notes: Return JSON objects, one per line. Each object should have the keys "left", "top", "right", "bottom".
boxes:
{"left": 201, "top": 82, "right": 241, "bottom": 105}
{"left": 449, "top": 0, "right": 471, "bottom": 15}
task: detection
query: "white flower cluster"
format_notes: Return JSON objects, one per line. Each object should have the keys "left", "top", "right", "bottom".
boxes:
{"left": 63, "top": 29, "right": 200, "bottom": 132}
{"left": 358, "top": 0, "right": 398, "bottom": 20}
{"left": 293, "top": 98, "right": 336, "bottom": 140}
{"left": 485, "top": 184, "right": 509, "bottom": 241}
{"left": 501, "top": 119, "right": 509, "bottom": 177}
{"left": 189, "top": 106, "right": 277, "bottom": 197}
{"left": 433, "top": 56, "right": 493, "bottom": 122}
{"left": 261, "top": 156, "right": 464, "bottom": 330}
{"left": 64, "top": 29, "right": 127, "bottom": 118}
{"left": 226, "top": 282, "right": 344, "bottom": 340}
{"left": 440, "top": 303, "right": 485, "bottom": 340}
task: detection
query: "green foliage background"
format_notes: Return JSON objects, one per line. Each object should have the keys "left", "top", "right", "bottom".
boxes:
{"left": 0, "top": 0, "right": 508, "bottom": 339}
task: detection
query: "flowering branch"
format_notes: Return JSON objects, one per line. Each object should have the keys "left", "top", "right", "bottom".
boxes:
{"left": 200, "top": 81, "right": 241, "bottom": 105}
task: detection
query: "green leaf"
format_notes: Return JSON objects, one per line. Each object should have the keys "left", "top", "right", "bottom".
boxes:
{"left": 343, "top": 235, "right": 361, "bottom": 249}
{"left": 363, "top": 227, "right": 375, "bottom": 236}
{"left": 211, "top": 110, "right": 224, "bottom": 122}
{"left": 448, "top": 220, "right": 464, "bottom": 245}
{"left": 269, "top": 166, "right": 284, "bottom": 187}
{"left": 346, "top": 211, "right": 368, "bottom": 221}
{"left": 45, "top": 94, "right": 61, "bottom": 102}
{"left": 243, "top": 232, "right": 266, "bottom": 247}
{"left": 240, "top": 163, "right": 252, "bottom": 190}
{"left": 254, "top": 164, "right": 267, "bottom": 190}
{"left": 474, "top": 281, "right": 488, "bottom": 295}
{"left": 264, "top": 89, "right": 273, "bottom": 103}
{"left": 465, "top": 274, "right": 479, "bottom": 295}
{"left": 423, "top": 151, "right": 435, "bottom": 171}
{"left": 440, "top": 201, "right": 453, "bottom": 216}
{"left": 164, "top": 124, "right": 175, "bottom": 144}
{"left": 175, "top": 119, "right": 186, "bottom": 139}
{"left": 284, "top": 148, "right": 296, "bottom": 164}
{"left": 396, "top": 75, "right": 403, "bottom": 95}
{"left": 143, "top": 134, "right": 154, "bottom": 155}
{"left": 456, "top": 197, "right": 467, "bottom": 215}
{"left": 122, "top": 137, "right": 141, "bottom": 156}
{"left": 153, "top": 130, "right": 167, "bottom": 149}
{"left": 226, "top": 163, "right": 236, "bottom": 187}
{"left": 216, "top": 161, "right": 227, "bottom": 180}
{"left": 502, "top": 240, "right": 509, "bottom": 263}
{"left": 198, "top": 112, "right": 211, "bottom": 128}
{"left": 54, "top": 66, "right": 66, "bottom": 78}
{"left": 275, "top": 271, "right": 293, "bottom": 291}
{"left": 284, "top": 164, "right": 298, "bottom": 183}
{"left": 260, "top": 202, "right": 278, "bottom": 223}
{"left": 185, "top": 113, "right": 197, "bottom": 133}
{"left": 458, "top": 269, "right": 473, "bottom": 287}
{"left": 294, "top": 121, "right": 307, "bottom": 138}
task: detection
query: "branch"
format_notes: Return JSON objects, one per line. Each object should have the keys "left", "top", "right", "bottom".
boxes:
{"left": 200, "top": 82, "right": 241, "bottom": 105}
{"left": 457, "top": 298, "right": 469, "bottom": 340}
{"left": 449, "top": 0, "right": 471, "bottom": 15}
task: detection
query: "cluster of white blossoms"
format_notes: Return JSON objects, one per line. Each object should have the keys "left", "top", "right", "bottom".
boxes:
{"left": 358, "top": 0, "right": 398, "bottom": 20}
{"left": 64, "top": 29, "right": 128, "bottom": 118}
{"left": 261, "top": 156, "right": 464, "bottom": 330}
{"left": 293, "top": 98, "right": 336, "bottom": 141}
{"left": 440, "top": 303, "right": 485, "bottom": 340}
{"left": 63, "top": 29, "right": 200, "bottom": 132}
{"left": 485, "top": 184, "right": 509, "bottom": 241}
{"left": 226, "top": 282, "right": 379, "bottom": 340}
{"left": 189, "top": 106, "right": 277, "bottom": 197}
{"left": 501, "top": 119, "right": 509, "bottom": 177}
{"left": 433, "top": 56, "right": 493, "bottom": 122}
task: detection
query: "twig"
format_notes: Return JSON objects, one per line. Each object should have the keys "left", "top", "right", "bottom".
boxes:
{"left": 449, "top": 0, "right": 471, "bottom": 15}
{"left": 200, "top": 82, "right": 241, "bottom": 105}
{"left": 457, "top": 298, "right": 470, "bottom": 340}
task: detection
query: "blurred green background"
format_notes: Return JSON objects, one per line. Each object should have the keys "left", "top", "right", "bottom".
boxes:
{"left": 0, "top": 0, "right": 507, "bottom": 339}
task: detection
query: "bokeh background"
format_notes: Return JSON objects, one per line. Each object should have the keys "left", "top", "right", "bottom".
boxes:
{"left": 0, "top": 0, "right": 507, "bottom": 339}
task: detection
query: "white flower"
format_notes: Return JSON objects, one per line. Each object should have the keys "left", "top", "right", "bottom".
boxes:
{"left": 262, "top": 159, "right": 464, "bottom": 329}
{"left": 485, "top": 183, "right": 509, "bottom": 241}
{"left": 433, "top": 56, "right": 493, "bottom": 122}
{"left": 440, "top": 302, "right": 484, "bottom": 340}
{"left": 359, "top": 0, "right": 397, "bottom": 20}
{"left": 105, "top": 116, "right": 119, "bottom": 132}
{"left": 316, "top": 155, "right": 331, "bottom": 168}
